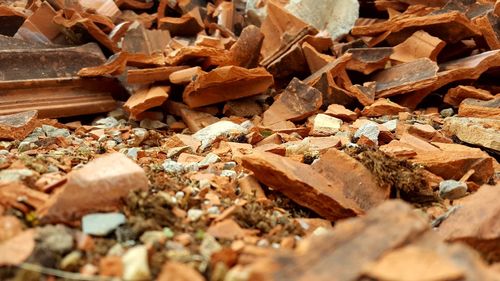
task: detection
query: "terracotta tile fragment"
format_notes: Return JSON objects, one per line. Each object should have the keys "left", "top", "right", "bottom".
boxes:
{"left": 179, "top": 107, "right": 219, "bottom": 133}
{"left": 126, "top": 66, "right": 188, "bottom": 84}
{"left": 302, "top": 41, "right": 334, "bottom": 73}
{"left": 411, "top": 142, "right": 494, "bottom": 184}
{"left": 38, "top": 153, "right": 148, "bottom": 224}
{"left": 438, "top": 185, "right": 500, "bottom": 261}
{"left": 79, "top": 0, "right": 121, "bottom": 20}
{"left": 207, "top": 219, "right": 257, "bottom": 240}
{"left": 0, "top": 182, "right": 49, "bottom": 212}
{"left": 373, "top": 58, "right": 439, "bottom": 98}
{"left": 311, "top": 148, "right": 390, "bottom": 211}
{"left": 363, "top": 245, "right": 464, "bottom": 281}
{"left": 158, "top": 7, "right": 204, "bottom": 36}
{"left": 262, "top": 78, "right": 322, "bottom": 126}
{"left": 157, "top": 261, "right": 205, "bottom": 281}
{"left": 124, "top": 86, "right": 170, "bottom": 119}
{"left": 324, "top": 104, "right": 357, "bottom": 121}
{"left": 78, "top": 52, "right": 127, "bottom": 77}
{"left": 247, "top": 201, "right": 429, "bottom": 281}
{"left": 183, "top": 66, "right": 274, "bottom": 108}
{"left": 444, "top": 86, "right": 494, "bottom": 106}
{"left": 166, "top": 46, "right": 233, "bottom": 67}
{"left": 346, "top": 47, "right": 393, "bottom": 74}
{"left": 241, "top": 151, "right": 363, "bottom": 221}
{"left": 361, "top": 98, "right": 409, "bottom": 117}
{"left": 99, "top": 256, "right": 123, "bottom": 277}
{"left": 229, "top": 25, "right": 264, "bottom": 68}
{"left": 169, "top": 67, "right": 206, "bottom": 85}
{"left": 475, "top": 12, "right": 500, "bottom": 50}
{"left": 0, "top": 229, "right": 35, "bottom": 266}
{"left": 458, "top": 98, "right": 500, "bottom": 119}
{"left": 0, "top": 216, "right": 23, "bottom": 242}
{"left": 0, "top": 110, "right": 38, "bottom": 141}
{"left": 380, "top": 140, "right": 417, "bottom": 158}
{"left": 390, "top": 30, "right": 446, "bottom": 63}
{"left": 267, "top": 43, "right": 308, "bottom": 79}
{"left": 14, "top": 2, "right": 60, "bottom": 44}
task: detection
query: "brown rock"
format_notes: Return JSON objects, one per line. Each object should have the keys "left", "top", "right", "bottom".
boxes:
{"left": 183, "top": 66, "right": 274, "bottom": 108}
{"left": 324, "top": 104, "right": 357, "bottom": 121}
{"left": 458, "top": 98, "right": 500, "bottom": 119}
{"left": 0, "top": 229, "right": 35, "bottom": 266}
{"left": 361, "top": 98, "right": 409, "bottom": 117}
{"left": 262, "top": 78, "right": 322, "bottom": 126}
{"left": 444, "top": 86, "right": 494, "bottom": 107}
{"left": 38, "top": 153, "right": 148, "bottom": 224}
{"left": 0, "top": 110, "right": 38, "bottom": 141}
{"left": 437, "top": 185, "right": 500, "bottom": 261}
{"left": 373, "top": 58, "right": 439, "bottom": 98}
{"left": 311, "top": 149, "right": 390, "bottom": 211}
{"left": 241, "top": 151, "right": 362, "bottom": 221}
{"left": 124, "top": 86, "right": 169, "bottom": 119}
{"left": 390, "top": 30, "right": 446, "bottom": 63}
{"left": 157, "top": 261, "right": 205, "bottom": 281}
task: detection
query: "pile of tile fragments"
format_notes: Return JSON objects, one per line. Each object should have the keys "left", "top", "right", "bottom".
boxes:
{"left": 1, "top": 0, "right": 499, "bottom": 280}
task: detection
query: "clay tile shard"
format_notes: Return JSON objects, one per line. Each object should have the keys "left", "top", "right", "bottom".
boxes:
{"left": 14, "top": 2, "right": 61, "bottom": 44}
{"left": 38, "top": 153, "right": 148, "bottom": 224}
{"left": 346, "top": 47, "right": 393, "bottom": 75}
{"left": 166, "top": 46, "right": 233, "bottom": 67}
{"left": 247, "top": 201, "right": 429, "bottom": 281}
{"left": 263, "top": 78, "right": 322, "bottom": 126}
{"left": 411, "top": 142, "right": 494, "bottom": 184}
{"left": 361, "top": 98, "right": 409, "bottom": 117}
{"left": 241, "top": 151, "right": 363, "bottom": 221}
{"left": 458, "top": 98, "right": 500, "bottom": 119}
{"left": 0, "top": 229, "right": 35, "bottom": 266}
{"left": 158, "top": 7, "right": 204, "bottom": 37}
{"left": 390, "top": 30, "right": 446, "bottom": 63}
{"left": 126, "top": 66, "right": 188, "bottom": 84}
{"left": 311, "top": 148, "right": 390, "bottom": 211}
{"left": 303, "top": 53, "right": 352, "bottom": 86}
{"left": 182, "top": 66, "right": 274, "bottom": 108}
{"left": 79, "top": 0, "right": 121, "bottom": 20}
{"left": 363, "top": 245, "right": 465, "bottom": 281}
{"left": 0, "top": 110, "right": 38, "bottom": 141}
{"left": 122, "top": 23, "right": 171, "bottom": 56}
{"left": 267, "top": 43, "right": 309, "bottom": 79}
{"left": 438, "top": 185, "right": 500, "bottom": 261}
{"left": 0, "top": 182, "right": 49, "bottom": 211}
{"left": 324, "top": 104, "right": 357, "bottom": 121}
{"left": 373, "top": 58, "right": 439, "bottom": 98}
{"left": 229, "top": 25, "right": 264, "bottom": 68}
{"left": 170, "top": 67, "right": 206, "bottom": 85}
{"left": 157, "top": 261, "right": 205, "bottom": 281}
{"left": 78, "top": 52, "right": 127, "bottom": 77}
{"left": 444, "top": 86, "right": 494, "bottom": 107}
{"left": 124, "top": 86, "right": 170, "bottom": 119}
{"left": 302, "top": 41, "right": 335, "bottom": 73}
{"left": 0, "top": 6, "right": 27, "bottom": 37}
{"left": 352, "top": 11, "right": 481, "bottom": 43}
{"left": 475, "top": 12, "right": 500, "bottom": 50}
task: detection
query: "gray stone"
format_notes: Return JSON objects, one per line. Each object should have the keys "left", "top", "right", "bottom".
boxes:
{"left": 439, "top": 180, "right": 468, "bottom": 200}
{"left": 94, "top": 117, "right": 119, "bottom": 128}
{"left": 381, "top": 119, "right": 397, "bottom": 132}
{"left": 187, "top": 209, "right": 204, "bottom": 221}
{"left": 221, "top": 170, "right": 237, "bottom": 179}
{"left": 140, "top": 119, "right": 167, "bottom": 130}
{"left": 0, "top": 168, "right": 35, "bottom": 183}
{"left": 354, "top": 122, "right": 380, "bottom": 143}
{"left": 193, "top": 121, "right": 247, "bottom": 150}
{"left": 82, "top": 212, "right": 126, "bottom": 236}
{"left": 440, "top": 108, "right": 454, "bottom": 118}
{"left": 42, "top": 125, "right": 70, "bottom": 138}
{"left": 37, "top": 225, "right": 74, "bottom": 254}
{"left": 162, "top": 159, "right": 185, "bottom": 174}
{"left": 199, "top": 152, "right": 220, "bottom": 167}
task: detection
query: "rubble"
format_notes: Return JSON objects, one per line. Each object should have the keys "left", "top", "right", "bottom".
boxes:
{"left": 0, "top": 0, "right": 500, "bottom": 279}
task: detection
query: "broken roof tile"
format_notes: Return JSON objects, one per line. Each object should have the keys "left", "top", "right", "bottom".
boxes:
{"left": 124, "top": 86, "right": 170, "bottom": 119}
{"left": 183, "top": 66, "right": 273, "bottom": 108}
{"left": 444, "top": 85, "right": 494, "bottom": 107}
{"left": 0, "top": 110, "right": 38, "bottom": 141}
{"left": 390, "top": 30, "right": 446, "bottom": 63}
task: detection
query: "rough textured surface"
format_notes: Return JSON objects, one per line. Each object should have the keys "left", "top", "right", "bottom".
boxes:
{"left": 0, "top": 110, "right": 38, "bottom": 140}
{"left": 38, "top": 153, "right": 148, "bottom": 224}
{"left": 263, "top": 78, "right": 322, "bottom": 126}
{"left": 438, "top": 185, "right": 500, "bottom": 262}
{"left": 241, "top": 151, "right": 363, "bottom": 221}
{"left": 443, "top": 117, "right": 500, "bottom": 153}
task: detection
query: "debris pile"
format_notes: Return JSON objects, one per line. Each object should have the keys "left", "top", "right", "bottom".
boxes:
{"left": 0, "top": 0, "right": 499, "bottom": 280}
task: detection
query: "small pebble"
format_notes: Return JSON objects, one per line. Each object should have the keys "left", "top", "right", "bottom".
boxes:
{"left": 187, "top": 209, "right": 204, "bottom": 221}
{"left": 82, "top": 213, "right": 126, "bottom": 236}
{"left": 439, "top": 180, "right": 467, "bottom": 200}
{"left": 122, "top": 245, "right": 151, "bottom": 281}
{"left": 440, "top": 108, "right": 454, "bottom": 118}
